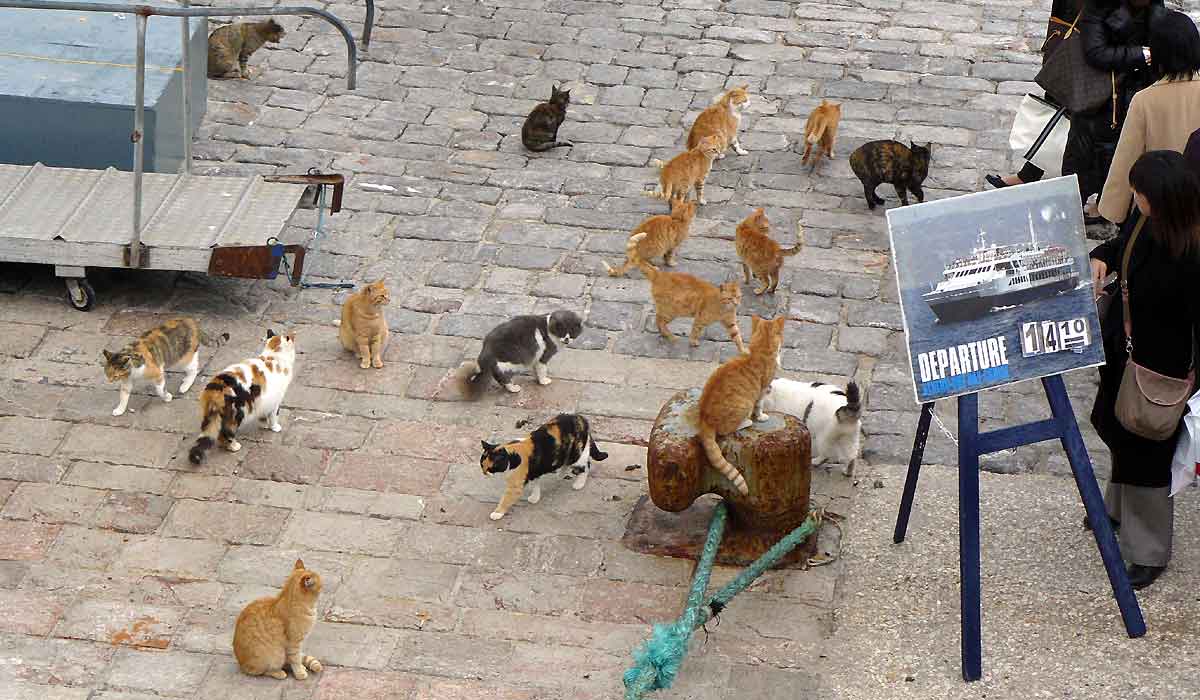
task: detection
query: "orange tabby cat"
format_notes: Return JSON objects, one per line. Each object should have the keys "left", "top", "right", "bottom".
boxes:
{"left": 734, "top": 208, "right": 804, "bottom": 295}
{"left": 801, "top": 100, "right": 842, "bottom": 171}
{"left": 602, "top": 199, "right": 697, "bottom": 277}
{"left": 335, "top": 280, "right": 390, "bottom": 369}
{"left": 233, "top": 559, "right": 322, "bottom": 680}
{"left": 696, "top": 315, "right": 787, "bottom": 495}
{"left": 686, "top": 84, "right": 751, "bottom": 158}
{"left": 647, "top": 135, "right": 722, "bottom": 204}
{"left": 638, "top": 259, "right": 746, "bottom": 353}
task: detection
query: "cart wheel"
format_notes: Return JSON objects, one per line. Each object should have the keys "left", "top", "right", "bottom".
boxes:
{"left": 64, "top": 278, "right": 96, "bottom": 311}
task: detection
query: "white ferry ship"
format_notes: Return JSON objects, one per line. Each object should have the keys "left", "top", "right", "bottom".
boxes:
{"left": 921, "top": 212, "right": 1079, "bottom": 324}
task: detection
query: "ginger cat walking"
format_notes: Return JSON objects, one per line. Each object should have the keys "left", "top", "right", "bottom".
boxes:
{"left": 602, "top": 199, "right": 697, "bottom": 277}
{"left": 801, "top": 100, "right": 841, "bottom": 171}
{"left": 734, "top": 208, "right": 804, "bottom": 295}
{"left": 647, "top": 135, "right": 722, "bottom": 204}
{"left": 336, "top": 280, "right": 390, "bottom": 369}
{"left": 233, "top": 559, "right": 322, "bottom": 680}
{"left": 696, "top": 315, "right": 787, "bottom": 495}
{"left": 686, "top": 85, "right": 752, "bottom": 158}
{"left": 639, "top": 259, "right": 746, "bottom": 353}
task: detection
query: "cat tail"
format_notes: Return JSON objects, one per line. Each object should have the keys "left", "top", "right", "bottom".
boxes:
{"left": 452, "top": 360, "right": 487, "bottom": 400}
{"left": 198, "top": 330, "right": 230, "bottom": 347}
{"left": 634, "top": 255, "right": 660, "bottom": 282}
{"left": 188, "top": 389, "right": 225, "bottom": 464}
{"left": 780, "top": 222, "right": 806, "bottom": 257}
{"left": 588, "top": 437, "right": 608, "bottom": 462}
{"left": 698, "top": 425, "right": 749, "bottom": 496}
{"left": 524, "top": 140, "right": 572, "bottom": 152}
{"left": 836, "top": 381, "right": 862, "bottom": 422}
{"left": 603, "top": 232, "right": 651, "bottom": 276}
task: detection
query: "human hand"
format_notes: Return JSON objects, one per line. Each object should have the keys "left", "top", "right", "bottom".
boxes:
{"left": 1144, "top": 46, "right": 1152, "bottom": 64}
{"left": 1090, "top": 258, "right": 1108, "bottom": 297}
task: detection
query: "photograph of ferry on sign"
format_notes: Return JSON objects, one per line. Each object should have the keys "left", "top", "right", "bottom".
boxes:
{"left": 887, "top": 175, "right": 1105, "bottom": 403}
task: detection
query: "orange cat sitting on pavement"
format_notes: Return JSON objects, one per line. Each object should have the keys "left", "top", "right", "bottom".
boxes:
{"left": 696, "top": 315, "right": 787, "bottom": 495}
{"left": 233, "top": 559, "right": 323, "bottom": 680}
{"left": 686, "top": 84, "right": 751, "bottom": 158}
{"left": 336, "top": 280, "right": 390, "bottom": 369}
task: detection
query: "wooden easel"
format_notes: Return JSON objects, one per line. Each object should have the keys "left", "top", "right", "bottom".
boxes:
{"left": 893, "top": 374, "right": 1146, "bottom": 681}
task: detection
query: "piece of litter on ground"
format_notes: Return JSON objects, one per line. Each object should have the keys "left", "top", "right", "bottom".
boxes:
{"left": 624, "top": 464, "right": 641, "bottom": 471}
{"left": 359, "top": 183, "right": 397, "bottom": 193}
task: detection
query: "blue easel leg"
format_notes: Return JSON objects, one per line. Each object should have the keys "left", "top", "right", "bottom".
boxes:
{"left": 957, "top": 393, "right": 983, "bottom": 682}
{"left": 894, "top": 402, "right": 935, "bottom": 544}
{"left": 1041, "top": 375, "right": 1147, "bottom": 638}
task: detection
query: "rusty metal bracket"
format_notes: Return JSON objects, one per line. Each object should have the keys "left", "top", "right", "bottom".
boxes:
{"left": 208, "top": 242, "right": 306, "bottom": 286}
{"left": 123, "top": 245, "right": 150, "bottom": 268}
{"left": 264, "top": 172, "right": 345, "bottom": 213}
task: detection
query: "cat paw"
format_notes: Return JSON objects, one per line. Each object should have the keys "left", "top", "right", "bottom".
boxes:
{"left": 266, "top": 670, "right": 288, "bottom": 680}
{"left": 303, "top": 656, "right": 322, "bottom": 673}
{"left": 734, "top": 146, "right": 749, "bottom": 156}
{"left": 179, "top": 382, "right": 193, "bottom": 394}
{"left": 843, "top": 460, "right": 858, "bottom": 478}
{"left": 161, "top": 392, "right": 173, "bottom": 402}
{"left": 359, "top": 358, "right": 371, "bottom": 369}
{"left": 572, "top": 474, "right": 589, "bottom": 490}
{"left": 736, "top": 418, "right": 753, "bottom": 431}
{"left": 527, "top": 490, "right": 541, "bottom": 504}
{"left": 270, "top": 422, "right": 282, "bottom": 433}
{"left": 537, "top": 376, "right": 552, "bottom": 386}
{"left": 112, "top": 407, "right": 126, "bottom": 417}
{"left": 372, "top": 359, "right": 384, "bottom": 369}
{"left": 227, "top": 440, "right": 242, "bottom": 453}
{"left": 505, "top": 383, "right": 521, "bottom": 393}
{"left": 489, "top": 510, "right": 506, "bottom": 521}
{"left": 291, "top": 665, "right": 308, "bottom": 680}
{"left": 698, "top": 197, "right": 708, "bottom": 205}
{"left": 754, "top": 412, "right": 769, "bottom": 422}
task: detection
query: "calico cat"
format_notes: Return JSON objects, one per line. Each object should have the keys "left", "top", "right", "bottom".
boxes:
{"left": 453, "top": 310, "right": 583, "bottom": 397}
{"left": 334, "top": 280, "right": 390, "bottom": 369}
{"left": 647, "top": 135, "right": 722, "bottom": 204}
{"left": 232, "top": 559, "right": 322, "bottom": 680}
{"left": 101, "top": 318, "right": 228, "bottom": 417}
{"left": 207, "top": 20, "right": 285, "bottom": 79}
{"left": 686, "top": 84, "right": 751, "bottom": 158}
{"left": 734, "top": 208, "right": 804, "bottom": 295}
{"left": 761, "top": 378, "right": 862, "bottom": 477}
{"left": 696, "top": 315, "right": 787, "bottom": 495}
{"left": 522, "top": 84, "right": 573, "bottom": 152}
{"left": 479, "top": 413, "right": 607, "bottom": 520}
{"left": 848, "top": 140, "right": 932, "bottom": 210}
{"left": 801, "top": 100, "right": 842, "bottom": 171}
{"left": 601, "top": 199, "right": 697, "bottom": 277}
{"left": 639, "top": 259, "right": 746, "bottom": 353}
{"left": 188, "top": 329, "right": 296, "bottom": 464}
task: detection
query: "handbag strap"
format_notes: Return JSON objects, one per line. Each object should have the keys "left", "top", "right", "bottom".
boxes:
{"left": 1064, "top": 9, "right": 1084, "bottom": 38}
{"left": 1120, "top": 215, "right": 1147, "bottom": 350}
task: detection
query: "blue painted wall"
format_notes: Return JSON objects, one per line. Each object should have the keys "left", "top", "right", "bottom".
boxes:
{"left": 0, "top": 9, "right": 208, "bottom": 172}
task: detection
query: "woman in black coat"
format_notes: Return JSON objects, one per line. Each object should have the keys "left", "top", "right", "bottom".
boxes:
{"left": 1064, "top": 0, "right": 1165, "bottom": 210}
{"left": 1088, "top": 150, "right": 1200, "bottom": 590}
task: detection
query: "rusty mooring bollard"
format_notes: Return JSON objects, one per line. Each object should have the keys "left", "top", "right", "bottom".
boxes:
{"left": 622, "top": 388, "right": 816, "bottom": 567}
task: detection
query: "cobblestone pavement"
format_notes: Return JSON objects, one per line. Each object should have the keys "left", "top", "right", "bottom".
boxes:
{"left": 2, "top": 0, "right": 1197, "bottom": 698}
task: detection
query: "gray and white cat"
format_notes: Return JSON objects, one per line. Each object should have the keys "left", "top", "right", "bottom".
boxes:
{"left": 453, "top": 310, "right": 584, "bottom": 397}
{"left": 761, "top": 377, "right": 862, "bottom": 476}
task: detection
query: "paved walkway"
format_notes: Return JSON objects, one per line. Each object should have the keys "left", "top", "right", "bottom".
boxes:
{"left": 1, "top": 0, "right": 1197, "bottom": 698}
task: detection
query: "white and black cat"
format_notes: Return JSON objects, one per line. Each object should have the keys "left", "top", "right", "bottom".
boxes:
{"left": 453, "top": 310, "right": 584, "bottom": 397}
{"left": 762, "top": 378, "right": 862, "bottom": 476}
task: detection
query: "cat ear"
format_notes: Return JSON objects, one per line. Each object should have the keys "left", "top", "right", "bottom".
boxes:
{"left": 738, "top": 83, "right": 750, "bottom": 91}
{"left": 481, "top": 440, "right": 495, "bottom": 452}
{"left": 294, "top": 558, "right": 305, "bottom": 570}
{"left": 266, "top": 329, "right": 276, "bottom": 339}
{"left": 101, "top": 349, "right": 112, "bottom": 362}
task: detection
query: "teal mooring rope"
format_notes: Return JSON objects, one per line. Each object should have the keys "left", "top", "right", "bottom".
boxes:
{"left": 622, "top": 505, "right": 823, "bottom": 700}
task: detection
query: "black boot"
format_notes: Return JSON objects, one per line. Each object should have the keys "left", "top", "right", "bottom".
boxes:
{"left": 985, "top": 174, "right": 1011, "bottom": 189}
{"left": 1126, "top": 564, "right": 1165, "bottom": 590}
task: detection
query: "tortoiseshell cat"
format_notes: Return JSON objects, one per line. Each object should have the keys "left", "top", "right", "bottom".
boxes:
{"left": 233, "top": 559, "right": 322, "bottom": 680}
{"left": 335, "top": 280, "right": 390, "bottom": 369}
{"left": 207, "top": 20, "right": 285, "bottom": 79}
{"left": 686, "top": 85, "right": 751, "bottom": 158}
{"left": 734, "top": 208, "right": 804, "bottom": 295}
{"left": 696, "top": 315, "right": 787, "bottom": 495}
{"left": 647, "top": 135, "right": 722, "bottom": 204}
{"left": 639, "top": 259, "right": 746, "bottom": 353}
{"left": 801, "top": 100, "right": 842, "bottom": 171}
{"left": 479, "top": 413, "right": 607, "bottom": 520}
{"left": 522, "top": 85, "right": 573, "bottom": 152}
{"left": 848, "top": 140, "right": 932, "bottom": 210}
{"left": 453, "top": 310, "right": 583, "bottom": 397}
{"left": 602, "top": 199, "right": 697, "bottom": 277}
{"left": 101, "top": 318, "right": 228, "bottom": 417}
{"left": 188, "top": 330, "right": 296, "bottom": 464}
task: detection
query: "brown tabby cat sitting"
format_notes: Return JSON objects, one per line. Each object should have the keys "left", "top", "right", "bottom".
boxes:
{"left": 602, "top": 199, "right": 697, "bottom": 277}
{"left": 849, "top": 140, "right": 932, "bottom": 211}
{"left": 647, "top": 135, "right": 722, "bottom": 204}
{"left": 734, "top": 208, "right": 804, "bottom": 295}
{"left": 233, "top": 559, "right": 322, "bottom": 680}
{"left": 638, "top": 258, "right": 746, "bottom": 353}
{"left": 207, "top": 20, "right": 285, "bottom": 79}
{"left": 696, "top": 315, "right": 787, "bottom": 495}
{"left": 335, "top": 280, "right": 390, "bottom": 369}
{"left": 522, "top": 84, "right": 573, "bottom": 152}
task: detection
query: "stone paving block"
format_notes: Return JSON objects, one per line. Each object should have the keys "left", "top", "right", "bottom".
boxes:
{"left": 192, "top": 663, "right": 288, "bottom": 700}
{"left": 313, "top": 668, "right": 423, "bottom": 700}
{"left": 388, "top": 629, "right": 515, "bottom": 681}
{"left": 0, "top": 452, "right": 65, "bottom": 483}
{"left": 92, "top": 491, "right": 173, "bottom": 534}
{"left": 2, "top": 483, "right": 105, "bottom": 524}
{"left": 63, "top": 462, "right": 173, "bottom": 495}
{"left": 56, "top": 599, "right": 183, "bottom": 648}
{"left": 162, "top": 500, "right": 288, "bottom": 545}
{"left": 279, "top": 511, "right": 401, "bottom": 556}
{"left": 0, "top": 416, "right": 71, "bottom": 456}
{"left": 105, "top": 648, "right": 213, "bottom": 695}
{"left": 238, "top": 445, "right": 330, "bottom": 485}
{"left": 112, "top": 537, "right": 226, "bottom": 579}
{"left": 0, "top": 588, "right": 66, "bottom": 635}
{"left": 0, "top": 520, "right": 60, "bottom": 560}
{"left": 57, "top": 424, "right": 181, "bottom": 468}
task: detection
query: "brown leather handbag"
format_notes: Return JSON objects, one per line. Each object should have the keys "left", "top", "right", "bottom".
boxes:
{"left": 1114, "top": 217, "right": 1196, "bottom": 440}
{"left": 1035, "top": 10, "right": 1115, "bottom": 116}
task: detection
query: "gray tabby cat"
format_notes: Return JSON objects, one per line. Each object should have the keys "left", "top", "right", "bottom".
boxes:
{"left": 453, "top": 310, "right": 584, "bottom": 397}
